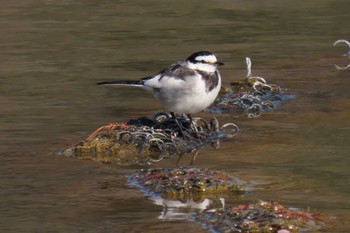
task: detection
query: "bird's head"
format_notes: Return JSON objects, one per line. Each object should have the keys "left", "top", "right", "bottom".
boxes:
{"left": 186, "top": 51, "right": 224, "bottom": 72}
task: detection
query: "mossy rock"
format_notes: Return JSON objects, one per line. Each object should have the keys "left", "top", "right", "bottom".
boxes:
{"left": 195, "top": 200, "right": 328, "bottom": 233}
{"left": 129, "top": 167, "right": 246, "bottom": 202}
{"left": 63, "top": 115, "right": 238, "bottom": 165}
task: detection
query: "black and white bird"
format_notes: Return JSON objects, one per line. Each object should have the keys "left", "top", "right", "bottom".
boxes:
{"left": 97, "top": 51, "right": 224, "bottom": 131}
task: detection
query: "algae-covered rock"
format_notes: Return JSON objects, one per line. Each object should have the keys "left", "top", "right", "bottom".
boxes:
{"left": 129, "top": 167, "right": 246, "bottom": 202}
{"left": 196, "top": 200, "right": 328, "bottom": 233}
{"left": 63, "top": 114, "right": 238, "bottom": 165}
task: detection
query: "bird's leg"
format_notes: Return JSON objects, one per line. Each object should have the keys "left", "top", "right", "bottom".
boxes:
{"left": 176, "top": 154, "right": 183, "bottom": 167}
{"left": 170, "top": 112, "right": 186, "bottom": 138}
{"left": 187, "top": 114, "right": 199, "bottom": 138}
{"left": 189, "top": 150, "right": 199, "bottom": 166}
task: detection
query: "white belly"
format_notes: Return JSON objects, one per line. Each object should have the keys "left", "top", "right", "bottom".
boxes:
{"left": 149, "top": 74, "right": 221, "bottom": 114}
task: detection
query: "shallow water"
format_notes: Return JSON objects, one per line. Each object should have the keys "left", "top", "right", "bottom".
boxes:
{"left": 1, "top": 0, "right": 349, "bottom": 232}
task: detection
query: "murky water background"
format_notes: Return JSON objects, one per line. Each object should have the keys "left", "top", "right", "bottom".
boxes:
{"left": 1, "top": 0, "right": 349, "bottom": 232}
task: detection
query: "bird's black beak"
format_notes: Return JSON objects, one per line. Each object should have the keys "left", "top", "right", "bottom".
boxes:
{"left": 215, "top": 61, "right": 224, "bottom": 66}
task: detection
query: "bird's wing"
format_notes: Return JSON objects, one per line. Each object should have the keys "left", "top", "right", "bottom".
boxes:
{"left": 142, "top": 61, "right": 196, "bottom": 89}
{"left": 159, "top": 61, "right": 196, "bottom": 80}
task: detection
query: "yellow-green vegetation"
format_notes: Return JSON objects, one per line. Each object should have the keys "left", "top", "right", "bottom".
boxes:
{"left": 64, "top": 123, "right": 163, "bottom": 164}
{"left": 129, "top": 167, "right": 246, "bottom": 203}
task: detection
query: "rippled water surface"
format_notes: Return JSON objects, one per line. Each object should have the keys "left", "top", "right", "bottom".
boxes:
{"left": 1, "top": 1, "right": 349, "bottom": 232}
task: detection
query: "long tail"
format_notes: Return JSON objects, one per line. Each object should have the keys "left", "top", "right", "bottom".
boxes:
{"left": 97, "top": 80, "right": 143, "bottom": 87}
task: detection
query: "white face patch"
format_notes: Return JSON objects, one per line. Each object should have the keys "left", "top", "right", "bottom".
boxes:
{"left": 187, "top": 61, "right": 217, "bottom": 73}
{"left": 194, "top": 54, "right": 217, "bottom": 64}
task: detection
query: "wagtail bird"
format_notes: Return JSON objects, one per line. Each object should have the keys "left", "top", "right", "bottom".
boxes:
{"left": 97, "top": 51, "right": 224, "bottom": 136}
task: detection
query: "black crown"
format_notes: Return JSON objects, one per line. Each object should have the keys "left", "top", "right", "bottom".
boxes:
{"left": 186, "top": 51, "right": 214, "bottom": 63}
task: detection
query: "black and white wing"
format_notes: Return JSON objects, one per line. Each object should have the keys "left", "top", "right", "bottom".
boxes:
{"left": 142, "top": 61, "right": 196, "bottom": 90}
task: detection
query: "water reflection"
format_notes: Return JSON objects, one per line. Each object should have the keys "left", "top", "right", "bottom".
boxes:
{"left": 151, "top": 196, "right": 225, "bottom": 220}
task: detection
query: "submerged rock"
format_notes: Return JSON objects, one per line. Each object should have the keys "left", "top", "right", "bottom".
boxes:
{"left": 195, "top": 200, "right": 328, "bottom": 233}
